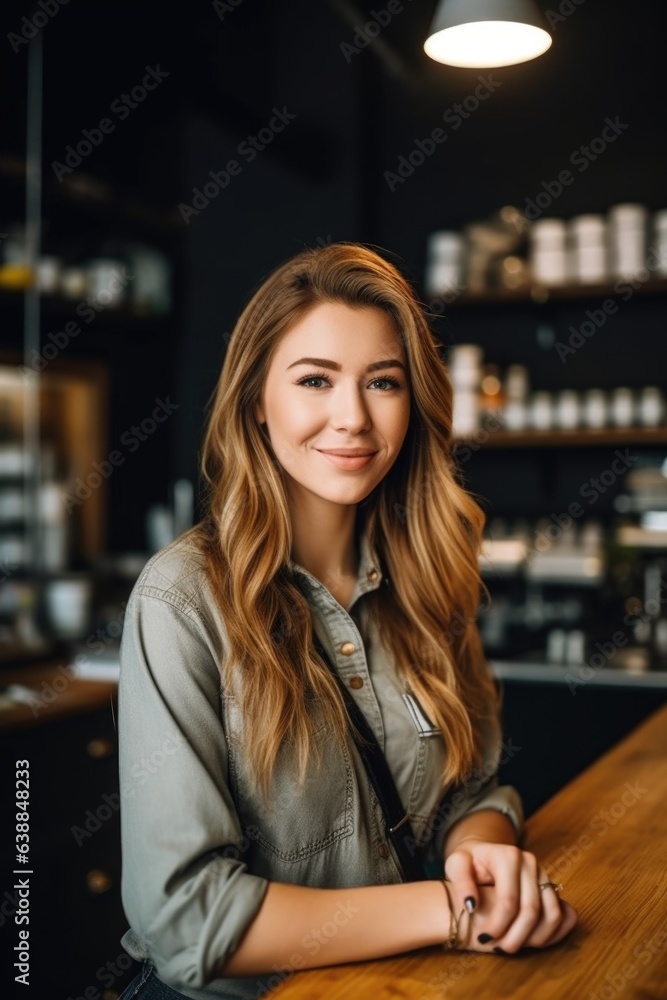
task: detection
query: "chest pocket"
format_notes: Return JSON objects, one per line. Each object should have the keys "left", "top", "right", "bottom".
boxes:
{"left": 224, "top": 695, "right": 355, "bottom": 869}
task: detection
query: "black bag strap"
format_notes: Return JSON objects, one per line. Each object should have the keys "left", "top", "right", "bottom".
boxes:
{"left": 312, "top": 632, "right": 425, "bottom": 882}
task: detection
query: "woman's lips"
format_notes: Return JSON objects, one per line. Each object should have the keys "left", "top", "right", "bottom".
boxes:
{"left": 317, "top": 450, "right": 376, "bottom": 470}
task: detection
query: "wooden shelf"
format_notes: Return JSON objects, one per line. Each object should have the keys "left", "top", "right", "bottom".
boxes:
{"left": 0, "top": 287, "right": 171, "bottom": 326}
{"left": 434, "top": 277, "right": 667, "bottom": 307}
{"left": 454, "top": 427, "right": 667, "bottom": 448}
{"left": 0, "top": 152, "right": 181, "bottom": 233}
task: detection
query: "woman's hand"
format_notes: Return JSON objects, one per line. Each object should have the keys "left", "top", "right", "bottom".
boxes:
{"left": 444, "top": 837, "right": 578, "bottom": 953}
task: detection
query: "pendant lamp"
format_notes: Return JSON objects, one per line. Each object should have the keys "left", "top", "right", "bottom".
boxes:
{"left": 424, "top": 0, "right": 552, "bottom": 68}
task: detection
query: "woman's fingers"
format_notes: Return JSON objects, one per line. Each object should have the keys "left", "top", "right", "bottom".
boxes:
{"left": 468, "top": 845, "right": 527, "bottom": 944}
{"left": 525, "top": 879, "right": 570, "bottom": 948}
{"left": 442, "top": 847, "right": 483, "bottom": 918}
{"left": 528, "top": 899, "right": 579, "bottom": 948}
{"left": 443, "top": 845, "right": 579, "bottom": 955}
{"left": 493, "top": 869, "right": 562, "bottom": 953}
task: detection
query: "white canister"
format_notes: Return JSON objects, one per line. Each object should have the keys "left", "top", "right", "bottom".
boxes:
{"left": 452, "top": 391, "right": 480, "bottom": 437}
{"left": 565, "top": 629, "right": 586, "bottom": 665}
{"left": 652, "top": 210, "right": 667, "bottom": 277}
{"left": 530, "top": 391, "right": 553, "bottom": 430}
{"left": 547, "top": 628, "right": 567, "bottom": 664}
{"left": 448, "top": 343, "right": 483, "bottom": 369}
{"left": 610, "top": 387, "right": 635, "bottom": 427}
{"left": 530, "top": 219, "right": 567, "bottom": 286}
{"left": 608, "top": 203, "right": 648, "bottom": 280}
{"left": 59, "top": 266, "right": 87, "bottom": 300}
{"left": 425, "top": 231, "right": 464, "bottom": 297}
{"left": 555, "top": 390, "right": 580, "bottom": 429}
{"left": 504, "top": 364, "right": 530, "bottom": 401}
{"left": 44, "top": 577, "right": 93, "bottom": 639}
{"left": 448, "top": 344, "right": 483, "bottom": 391}
{"left": 568, "top": 215, "right": 607, "bottom": 283}
{"left": 638, "top": 387, "right": 665, "bottom": 426}
{"left": 504, "top": 399, "right": 528, "bottom": 431}
{"left": 582, "top": 389, "right": 608, "bottom": 429}
{"left": 36, "top": 256, "right": 62, "bottom": 294}
{"left": 86, "top": 258, "right": 127, "bottom": 308}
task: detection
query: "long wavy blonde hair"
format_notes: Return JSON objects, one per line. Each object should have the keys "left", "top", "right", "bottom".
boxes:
{"left": 189, "top": 242, "right": 500, "bottom": 798}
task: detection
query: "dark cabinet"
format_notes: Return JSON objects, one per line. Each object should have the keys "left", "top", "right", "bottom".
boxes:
{"left": 1, "top": 698, "right": 140, "bottom": 998}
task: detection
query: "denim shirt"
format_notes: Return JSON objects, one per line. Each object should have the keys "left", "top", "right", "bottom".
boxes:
{"left": 117, "top": 529, "right": 523, "bottom": 999}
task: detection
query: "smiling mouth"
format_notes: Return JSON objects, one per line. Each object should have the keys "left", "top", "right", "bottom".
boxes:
{"left": 316, "top": 450, "right": 377, "bottom": 470}
{"left": 316, "top": 450, "right": 377, "bottom": 456}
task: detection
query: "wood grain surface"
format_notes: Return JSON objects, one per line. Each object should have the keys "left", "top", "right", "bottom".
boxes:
{"left": 271, "top": 702, "right": 667, "bottom": 1000}
{"left": 0, "top": 661, "right": 117, "bottom": 730}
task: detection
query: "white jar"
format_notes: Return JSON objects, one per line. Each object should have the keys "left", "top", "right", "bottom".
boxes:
{"left": 547, "top": 628, "right": 567, "bottom": 664}
{"left": 448, "top": 344, "right": 483, "bottom": 391}
{"left": 86, "top": 258, "right": 126, "bottom": 308}
{"left": 610, "top": 387, "right": 635, "bottom": 427}
{"left": 565, "top": 629, "right": 586, "bottom": 665}
{"left": 425, "top": 231, "right": 464, "bottom": 297}
{"left": 582, "top": 389, "right": 608, "bottom": 429}
{"left": 638, "top": 387, "right": 665, "bottom": 426}
{"left": 530, "top": 219, "right": 567, "bottom": 286}
{"left": 504, "top": 364, "right": 530, "bottom": 401}
{"left": 555, "top": 390, "right": 580, "bottom": 429}
{"left": 608, "top": 203, "right": 648, "bottom": 280}
{"left": 504, "top": 399, "right": 528, "bottom": 431}
{"left": 449, "top": 343, "right": 483, "bottom": 368}
{"left": 530, "top": 391, "right": 553, "bottom": 430}
{"left": 452, "top": 391, "right": 480, "bottom": 437}
{"left": 653, "top": 210, "right": 667, "bottom": 277}
{"left": 568, "top": 215, "right": 607, "bottom": 283}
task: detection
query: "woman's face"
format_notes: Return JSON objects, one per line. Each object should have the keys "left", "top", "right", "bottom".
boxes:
{"left": 254, "top": 300, "right": 411, "bottom": 509}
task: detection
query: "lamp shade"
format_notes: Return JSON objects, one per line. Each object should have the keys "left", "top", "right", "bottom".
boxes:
{"left": 424, "top": 0, "right": 552, "bottom": 68}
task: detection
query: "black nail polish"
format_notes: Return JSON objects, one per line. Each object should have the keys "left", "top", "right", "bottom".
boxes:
{"left": 493, "top": 946, "right": 507, "bottom": 955}
{"left": 464, "top": 896, "right": 476, "bottom": 913}
{"left": 478, "top": 933, "right": 494, "bottom": 944}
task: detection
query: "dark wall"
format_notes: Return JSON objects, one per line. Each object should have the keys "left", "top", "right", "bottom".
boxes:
{"left": 172, "top": 0, "right": 364, "bottom": 488}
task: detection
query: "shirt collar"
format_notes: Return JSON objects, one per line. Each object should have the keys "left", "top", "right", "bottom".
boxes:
{"left": 287, "top": 526, "right": 385, "bottom": 602}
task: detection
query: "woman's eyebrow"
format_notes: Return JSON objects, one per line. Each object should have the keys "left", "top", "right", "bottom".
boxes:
{"left": 286, "top": 357, "right": 406, "bottom": 373}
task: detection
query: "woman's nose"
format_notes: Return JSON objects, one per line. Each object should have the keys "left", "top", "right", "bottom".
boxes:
{"left": 329, "top": 384, "right": 371, "bottom": 432}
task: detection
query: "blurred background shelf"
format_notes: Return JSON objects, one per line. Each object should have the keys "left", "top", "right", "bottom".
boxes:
{"left": 0, "top": 152, "right": 182, "bottom": 233}
{"left": 442, "top": 277, "right": 667, "bottom": 307}
{"left": 455, "top": 428, "right": 667, "bottom": 448}
{"left": 490, "top": 660, "right": 667, "bottom": 688}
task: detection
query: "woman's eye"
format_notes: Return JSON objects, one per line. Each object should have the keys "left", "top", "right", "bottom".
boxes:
{"left": 371, "top": 377, "right": 401, "bottom": 390}
{"left": 296, "top": 374, "right": 330, "bottom": 388}
{"left": 295, "top": 373, "right": 401, "bottom": 391}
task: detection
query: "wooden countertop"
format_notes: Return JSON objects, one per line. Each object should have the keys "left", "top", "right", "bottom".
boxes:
{"left": 0, "top": 659, "right": 117, "bottom": 730}
{"left": 272, "top": 703, "right": 667, "bottom": 1000}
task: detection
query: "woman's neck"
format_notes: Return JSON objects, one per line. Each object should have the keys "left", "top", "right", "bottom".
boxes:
{"left": 288, "top": 497, "right": 360, "bottom": 592}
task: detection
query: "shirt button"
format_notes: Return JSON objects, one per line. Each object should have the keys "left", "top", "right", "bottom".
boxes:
{"left": 340, "top": 641, "right": 356, "bottom": 655}
{"left": 349, "top": 676, "right": 364, "bottom": 689}
{"left": 367, "top": 568, "right": 379, "bottom": 582}
{"left": 378, "top": 843, "right": 389, "bottom": 859}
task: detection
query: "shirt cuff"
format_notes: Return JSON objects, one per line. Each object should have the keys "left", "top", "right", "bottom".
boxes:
{"left": 452, "top": 784, "right": 525, "bottom": 843}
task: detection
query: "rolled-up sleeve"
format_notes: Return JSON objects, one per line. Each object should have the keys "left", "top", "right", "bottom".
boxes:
{"left": 425, "top": 705, "right": 525, "bottom": 863}
{"left": 427, "top": 777, "right": 524, "bottom": 865}
{"left": 118, "top": 586, "right": 268, "bottom": 990}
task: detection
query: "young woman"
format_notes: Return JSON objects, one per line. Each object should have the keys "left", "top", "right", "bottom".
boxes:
{"left": 117, "top": 243, "right": 577, "bottom": 1000}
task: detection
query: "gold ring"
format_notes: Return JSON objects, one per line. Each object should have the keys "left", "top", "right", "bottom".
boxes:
{"left": 538, "top": 881, "right": 563, "bottom": 894}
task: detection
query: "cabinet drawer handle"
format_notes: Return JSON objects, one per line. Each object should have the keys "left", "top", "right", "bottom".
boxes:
{"left": 86, "top": 738, "right": 115, "bottom": 758}
{"left": 86, "top": 869, "right": 112, "bottom": 894}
